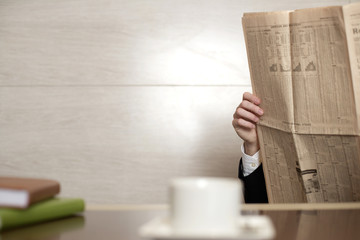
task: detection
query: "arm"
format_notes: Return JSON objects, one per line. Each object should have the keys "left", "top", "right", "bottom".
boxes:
{"left": 232, "top": 92, "right": 268, "bottom": 203}
{"left": 238, "top": 158, "right": 268, "bottom": 203}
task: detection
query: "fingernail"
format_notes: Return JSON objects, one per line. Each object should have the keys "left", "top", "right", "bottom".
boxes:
{"left": 258, "top": 109, "right": 264, "bottom": 115}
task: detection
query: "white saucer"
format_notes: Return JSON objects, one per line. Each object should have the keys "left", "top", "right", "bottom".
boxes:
{"left": 139, "top": 215, "right": 275, "bottom": 240}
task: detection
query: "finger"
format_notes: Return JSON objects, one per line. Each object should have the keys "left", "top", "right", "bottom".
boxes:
{"left": 243, "top": 92, "right": 261, "bottom": 105}
{"left": 239, "top": 100, "right": 264, "bottom": 116}
{"left": 233, "top": 118, "right": 255, "bottom": 129}
{"left": 235, "top": 107, "right": 259, "bottom": 123}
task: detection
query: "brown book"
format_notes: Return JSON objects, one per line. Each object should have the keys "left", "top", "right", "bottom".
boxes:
{"left": 0, "top": 177, "right": 60, "bottom": 209}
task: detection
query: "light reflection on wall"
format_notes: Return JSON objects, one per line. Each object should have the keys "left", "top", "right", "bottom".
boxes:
{"left": 144, "top": 29, "right": 250, "bottom": 86}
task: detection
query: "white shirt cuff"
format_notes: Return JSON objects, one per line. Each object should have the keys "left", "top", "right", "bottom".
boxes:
{"left": 241, "top": 144, "right": 260, "bottom": 177}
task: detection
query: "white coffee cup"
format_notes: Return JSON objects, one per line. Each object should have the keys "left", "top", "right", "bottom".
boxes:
{"left": 169, "top": 177, "right": 242, "bottom": 236}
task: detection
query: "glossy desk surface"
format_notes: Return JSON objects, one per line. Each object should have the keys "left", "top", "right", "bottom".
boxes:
{"left": 1, "top": 203, "right": 360, "bottom": 240}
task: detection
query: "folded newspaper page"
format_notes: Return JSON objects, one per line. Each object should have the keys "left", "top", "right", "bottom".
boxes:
{"left": 242, "top": 3, "right": 360, "bottom": 203}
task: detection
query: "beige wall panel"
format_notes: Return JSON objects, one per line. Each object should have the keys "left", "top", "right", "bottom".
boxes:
{"left": 0, "top": 0, "right": 351, "bottom": 205}
{"left": 0, "top": 0, "right": 349, "bottom": 86}
{"left": 0, "top": 86, "right": 250, "bottom": 204}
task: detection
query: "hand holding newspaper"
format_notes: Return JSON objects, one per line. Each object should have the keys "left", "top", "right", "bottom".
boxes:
{"left": 242, "top": 3, "right": 360, "bottom": 203}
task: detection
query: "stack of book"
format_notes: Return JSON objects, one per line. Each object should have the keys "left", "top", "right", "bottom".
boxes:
{"left": 0, "top": 176, "right": 85, "bottom": 231}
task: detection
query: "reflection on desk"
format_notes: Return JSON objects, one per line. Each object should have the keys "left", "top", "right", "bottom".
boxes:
{"left": 0, "top": 216, "right": 84, "bottom": 240}
{"left": 1, "top": 203, "right": 360, "bottom": 240}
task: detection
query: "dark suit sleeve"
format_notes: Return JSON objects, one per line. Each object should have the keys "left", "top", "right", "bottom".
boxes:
{"left": 238, "top": 158, "right": 268, "bottom": 203}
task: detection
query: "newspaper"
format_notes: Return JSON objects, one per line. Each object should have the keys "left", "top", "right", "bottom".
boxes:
{"left": 242, "top": 3, "right": 360, "bottom": 203}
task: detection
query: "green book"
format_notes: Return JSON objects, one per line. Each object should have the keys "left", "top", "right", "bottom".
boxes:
{"left": 0, "top": 198, "right": 85, "bottom": 231}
